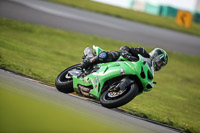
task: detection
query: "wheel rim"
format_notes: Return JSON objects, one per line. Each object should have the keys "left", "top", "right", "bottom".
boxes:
{"left": 59, "top": 65, "right": 81, "bottom": 82}
{"left": 59, "top": 70, "right": 71, "bottom": 82}
{"left": 103, "top": 83, "right": 130, "bottom": 101}
{"left": 107, "top": 90, "right": 126, "bottom": 98}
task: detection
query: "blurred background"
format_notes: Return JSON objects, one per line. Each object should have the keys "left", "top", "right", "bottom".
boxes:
{"left": 0, "top": 0, "right": 200, "bottom": 133}
{"left": 93, "top": 0, "right": 200, "bottom": 24}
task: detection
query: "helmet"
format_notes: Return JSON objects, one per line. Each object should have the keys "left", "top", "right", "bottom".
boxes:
{"left": 149, "top": 48, "right": 168, "bottom": 71}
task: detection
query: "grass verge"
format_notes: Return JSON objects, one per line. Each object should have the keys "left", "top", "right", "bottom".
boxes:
{"left": 0, "top": 18, "right": 200, "bottom": 133}
{"left": 48, "top": 0, "right": 200, "bottom": 36}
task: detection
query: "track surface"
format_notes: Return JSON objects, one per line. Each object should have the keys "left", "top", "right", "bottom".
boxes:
{"left": 0, "top": 0, "right": 200, "bottom": 56}
{"left": 0, "top": 69, "right": 180, "bottom": 133}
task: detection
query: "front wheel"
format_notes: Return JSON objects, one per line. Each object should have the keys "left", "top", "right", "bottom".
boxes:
{"left": 100, "top": 82, "right": 138, "bottom": 108}
{"left": 55, "top": 64, "right": 80, "bottom": 93}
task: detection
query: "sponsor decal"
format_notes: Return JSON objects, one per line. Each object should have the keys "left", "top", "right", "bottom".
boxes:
{"left": 99, "top": 52, "right": 107, "bottom": 59}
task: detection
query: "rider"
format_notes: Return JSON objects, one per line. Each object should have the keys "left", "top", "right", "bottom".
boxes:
{"left": 80, "top": 46, "right": 168, "bottom": 72}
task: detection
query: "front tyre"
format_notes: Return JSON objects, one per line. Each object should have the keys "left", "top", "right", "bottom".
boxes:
{"left": 55, "top": 64, "right": 80, "bottom": 93}
{"left": 100, "top": 83, "right": 138, "bottom": 108}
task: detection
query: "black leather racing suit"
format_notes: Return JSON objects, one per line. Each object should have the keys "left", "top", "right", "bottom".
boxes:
{"left": 80, "top": 46, "right": 150, "bottom": 69}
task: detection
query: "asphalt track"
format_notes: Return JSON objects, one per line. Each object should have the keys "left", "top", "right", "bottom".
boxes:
{"left": 0, "top": 69, "right": 181, "bottom": 133}
{"left": 0, "top": 0, "right": 200, "bottom": 56}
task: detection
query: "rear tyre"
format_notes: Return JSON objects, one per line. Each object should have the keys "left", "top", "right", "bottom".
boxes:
{"left": 55, "top": 64, "right": 80, "bottom": 93}
{"left": 100, "top": 82, "right": 138, "bottom": 108}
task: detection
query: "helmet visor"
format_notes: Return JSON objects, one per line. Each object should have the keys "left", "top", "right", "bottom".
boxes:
{"left": 155, "top": 57, "right": 164, "bottom": 71}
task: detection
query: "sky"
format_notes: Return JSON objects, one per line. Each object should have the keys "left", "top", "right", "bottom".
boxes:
{"left": 93, "top": 0, "right": 198, "bottom": 11}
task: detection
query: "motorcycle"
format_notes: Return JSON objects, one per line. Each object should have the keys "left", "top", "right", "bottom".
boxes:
{"left": 55, "top": 46, "right": 154, "bottom": 108}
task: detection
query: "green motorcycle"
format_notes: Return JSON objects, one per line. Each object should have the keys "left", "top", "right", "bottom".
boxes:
{"left": 55, "top": 46, "right": 154, "bottom": 108}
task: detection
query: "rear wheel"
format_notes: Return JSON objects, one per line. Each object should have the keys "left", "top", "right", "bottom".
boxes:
{"left": 100, "top": 81, "right": 138, "bottom": 108}
{"left": 55, "top": 64, "right": 80, "bottom": 93}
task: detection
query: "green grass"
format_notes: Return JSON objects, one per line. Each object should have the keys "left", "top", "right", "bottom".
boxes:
{"left": 0, "top": 80, "right": 134, "bottom": 133}
{"left": 0, "top": 18, "right": 200, "bottom": 133}
{"left": 48, "top": 0, "right": 200, "bottom": 36}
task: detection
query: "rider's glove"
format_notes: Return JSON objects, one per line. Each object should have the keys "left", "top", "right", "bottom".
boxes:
{"left": 121, "top": 52, "right": 138, "bottom": 61}
{"left": 80, "top": 52, "right": 107, "bottom": 69}
{"left": 121, "top": 52, "right": 132, "bottom": 60}
{"left": 80, "top": 59, "right": 91, "bottom": 69}
{"left": 80, "top": 56, "right": 99, "bottom": 69}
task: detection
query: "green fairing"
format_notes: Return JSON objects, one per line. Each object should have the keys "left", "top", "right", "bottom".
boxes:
{"left": 73, "top": 46, "right": 154, "bottom": 99}
{"left": 93, "top": 45, "right": 104, "bottom": 55}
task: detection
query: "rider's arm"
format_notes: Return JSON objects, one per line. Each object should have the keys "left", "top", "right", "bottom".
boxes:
{"left": 80, "top": 51, "right": 120, "bottom": 69}
{"left": 92, "top": 51, "right": 120, "bottom": 63}
{"left": 120, "top": 46, "right": 150, "bottom": 58}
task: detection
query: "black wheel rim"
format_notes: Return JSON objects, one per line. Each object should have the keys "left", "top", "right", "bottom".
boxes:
{"left": 103, "top": 83, "right": 131, "bottom": 101}
{"left": 59, "top": 65, "right": 81, "bottom": 82}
